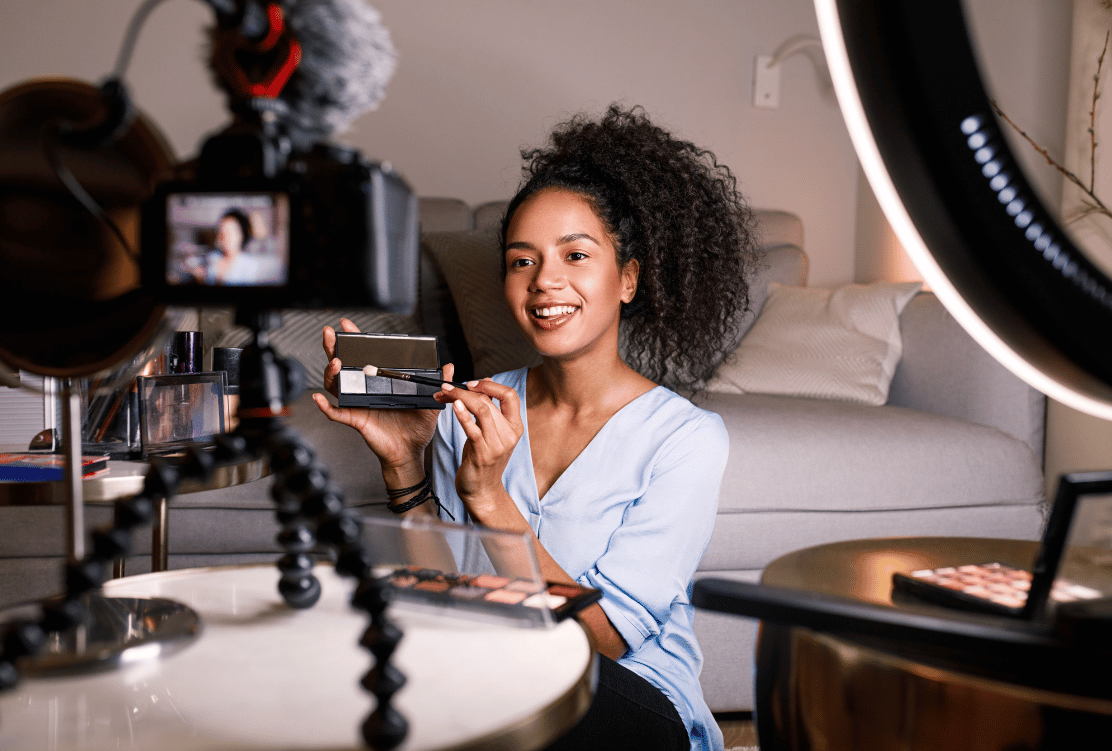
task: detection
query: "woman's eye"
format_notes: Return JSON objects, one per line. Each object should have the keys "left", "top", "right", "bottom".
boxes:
{"left": 509, "top": 257, "right": 533, "bottom": 268}
{"left": 567, "top": 251, "right": 588, "bottom": 261}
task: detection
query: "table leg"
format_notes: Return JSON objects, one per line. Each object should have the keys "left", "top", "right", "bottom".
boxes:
{"left": 61, "top": 379, "right": 85, "bottom": 564}
{"left": 152, "top": 496, "right": 168, "bottom": 572}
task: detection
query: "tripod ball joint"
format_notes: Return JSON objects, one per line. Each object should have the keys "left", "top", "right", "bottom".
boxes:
{"left": 277, "top": 571, "right": 322, "bottom": 609}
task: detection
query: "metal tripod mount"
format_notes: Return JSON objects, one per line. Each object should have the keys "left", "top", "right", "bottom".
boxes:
{"left": 0, "top": 309, "right": 408, "bottom": 750}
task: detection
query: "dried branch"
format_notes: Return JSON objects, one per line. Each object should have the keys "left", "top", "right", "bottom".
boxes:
{"left": 1064, "top": 202, "right": 1107, "bottom": 224}
{"left": 1090, "top": 30, "right": 1109, "bottom": 193}
{"left": 992, "top": 99, "right": 1112, "bottom": 222}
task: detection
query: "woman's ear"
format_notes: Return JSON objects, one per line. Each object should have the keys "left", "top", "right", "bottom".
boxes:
{"left": 621, "top": 259, "right": 640, "bottom": 304}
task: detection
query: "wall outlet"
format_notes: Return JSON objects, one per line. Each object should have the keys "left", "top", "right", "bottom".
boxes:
{"left": 753, "top": 55, "right": 780, "bottom": 109}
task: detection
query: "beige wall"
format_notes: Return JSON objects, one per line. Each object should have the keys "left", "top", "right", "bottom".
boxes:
{"left": 2, "top": 0, "right": 861, "bottom": 284}
{"left": 0, "top": 0, "right": 1073, "bottom": 288}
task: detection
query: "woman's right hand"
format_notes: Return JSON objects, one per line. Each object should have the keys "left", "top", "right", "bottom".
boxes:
{"left": 312, "top": 318, "right": 451, "bottom": 471}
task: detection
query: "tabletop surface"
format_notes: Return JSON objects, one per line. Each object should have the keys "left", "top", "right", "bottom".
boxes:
{"left": 760, "top": 536, "right": 1112, "bottom": 608}
{"left": 0, "top": 447, "right": 269, "bottom": 506}
{"left": 0, "top": 564, "right": 595, "bottom": 751}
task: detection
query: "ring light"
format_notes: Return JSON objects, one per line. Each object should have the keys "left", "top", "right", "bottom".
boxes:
{"left": 815, "top": 0, "right": 1112, "bottom": 419}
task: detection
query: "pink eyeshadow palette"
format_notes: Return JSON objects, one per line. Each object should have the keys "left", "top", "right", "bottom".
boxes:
{"left": 383, "top": 567, "right": 601, "bottom": 626}
{"left": 892, "top": 562, "right": 1102, "bottom": 616}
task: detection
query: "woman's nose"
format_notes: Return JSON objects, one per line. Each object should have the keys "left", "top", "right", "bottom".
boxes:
{"left": 530, "top": 258, "right": 566, "bottom": 291}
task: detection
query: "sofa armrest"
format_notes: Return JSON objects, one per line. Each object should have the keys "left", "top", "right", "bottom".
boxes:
{"left": 889, "top": 292, "right": 1046, "bottom": 459}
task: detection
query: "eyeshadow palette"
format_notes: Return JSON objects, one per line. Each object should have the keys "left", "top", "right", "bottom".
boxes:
{"left": 381, "top": 567, "right": 602, "bottom": 627}
{"left": 334, "top": 333, "right": 444, "bottom": 410}
{"left": 891, "top": 562, "right": 1103, "bottom": 617}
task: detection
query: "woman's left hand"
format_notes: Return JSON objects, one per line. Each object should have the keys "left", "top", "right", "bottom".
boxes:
{"left": 440, "top": 379, "right": 524, "bottom": 520}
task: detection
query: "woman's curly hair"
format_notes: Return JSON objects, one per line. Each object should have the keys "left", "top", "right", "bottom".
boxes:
{"left": 500, "top": 104, "right": 759, "bottom": 392}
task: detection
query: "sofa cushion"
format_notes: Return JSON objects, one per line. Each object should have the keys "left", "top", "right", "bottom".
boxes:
{"left": 701, "top": 391, "right": 1044, "bottom": 515}
{"left": 700, "top": 505, "right": 1044, "bottom": 574}
{"left": 752, "top": 208, "right": 804, "bottom": 248}
{"left": 736, "top": 243, "right": 808, "bottom": 342}
{"left": 473, "top": 200, "right": 508, "bottom": 231}
{"left": 421, "top": 229, "right": 541, "bottom": 378}
{"left": 708, "top": 281, "right": 921, "bottom": 405}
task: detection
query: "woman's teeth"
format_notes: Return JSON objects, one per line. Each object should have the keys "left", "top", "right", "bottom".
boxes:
{"left": 533, "top": 305, "right": 577, "bottom": 319}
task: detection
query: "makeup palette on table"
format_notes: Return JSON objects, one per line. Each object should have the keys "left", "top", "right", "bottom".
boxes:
{"left": 362, "top": 515, "right": 601, "bottom": 628}
{"left": 891, "top": 562, "right": 1103, "bottom": 617}
{"left": 381, "top": 567, "right": 601, "bottom": 627}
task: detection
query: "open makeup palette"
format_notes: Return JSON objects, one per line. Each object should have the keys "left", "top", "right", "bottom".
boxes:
{"left": 892, "top": 475, "right": 1112, "bottom": 620}
{"left": 362, "top": 516, "right": 601, "bottom": 628}
{"left": 892, "top": 562, "right": 1102, "bottom": 617}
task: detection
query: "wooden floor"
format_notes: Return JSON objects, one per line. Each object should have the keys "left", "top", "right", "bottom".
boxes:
{"left": 716, "top": 713, "right": 758, "bottom": 748}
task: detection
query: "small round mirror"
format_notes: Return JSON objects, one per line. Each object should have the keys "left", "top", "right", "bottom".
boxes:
{"left": 0, "top": 79, "right": 174, "bottom": 379}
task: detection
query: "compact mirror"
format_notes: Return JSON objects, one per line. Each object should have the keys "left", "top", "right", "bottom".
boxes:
{"left": 816, "top": 0, "right": 1112, "bottom": 420}
{"left": 0, "top": 78, "right": 174, "bottom": 380}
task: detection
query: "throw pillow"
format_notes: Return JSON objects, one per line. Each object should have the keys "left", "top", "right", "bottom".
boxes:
{"left": 706, "top": 281, "right": 922, "bottom": 405}
{"left": 421, "top": 229, "right": 541, "bottom": 378}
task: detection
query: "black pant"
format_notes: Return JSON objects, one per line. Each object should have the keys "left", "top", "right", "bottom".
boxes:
{"left": 543, "top": 654, "right": 690, "bottom": 751}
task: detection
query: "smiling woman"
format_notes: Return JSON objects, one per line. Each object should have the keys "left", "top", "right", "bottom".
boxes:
{"left": 316, "top": 104, "right": 759, "bottom": 751}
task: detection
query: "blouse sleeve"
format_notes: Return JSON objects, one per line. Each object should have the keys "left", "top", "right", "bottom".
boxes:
{"left": 580, "top": 411, "right": 729, "bottom": 655}
{"left": 431, "top": 406, "right": 465, "bottom": 524}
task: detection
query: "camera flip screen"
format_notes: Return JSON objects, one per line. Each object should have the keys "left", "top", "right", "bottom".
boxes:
{"left": 165, "top": 192, "right": 291, "bottom": 288}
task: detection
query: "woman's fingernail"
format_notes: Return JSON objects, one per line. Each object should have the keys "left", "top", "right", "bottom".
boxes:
{"left": 466, "top": 381, "right": 479, "bottom": 388}
{"left": 441, "top": 383, "right": 455, "bottom": 392}
{"left": 453, "top": 400, "right": 466, "bottom": 412}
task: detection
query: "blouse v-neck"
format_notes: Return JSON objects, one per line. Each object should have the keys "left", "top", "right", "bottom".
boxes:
{"left": 519, "top": 371, "right": 662, "bottom": 505}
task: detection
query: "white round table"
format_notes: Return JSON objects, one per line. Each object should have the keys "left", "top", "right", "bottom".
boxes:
{"left": 0, "top": 565, "right": 596, "bottom": 751}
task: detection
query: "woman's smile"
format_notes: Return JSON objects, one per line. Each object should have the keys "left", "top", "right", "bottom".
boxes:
{"left": 529, "top": 303, "right": 580, "bottom": 329}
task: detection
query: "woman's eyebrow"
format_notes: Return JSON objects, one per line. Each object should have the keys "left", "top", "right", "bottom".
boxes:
{"left": 505, "top": 233, "right": 600, "bottom": 251}
{"left": 558, "top": 232, "right": 601, "bottom": 246}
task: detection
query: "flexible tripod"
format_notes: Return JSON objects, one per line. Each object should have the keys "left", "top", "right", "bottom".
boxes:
{"left": 0, "top": 310, "right": 408, "bottom": 750}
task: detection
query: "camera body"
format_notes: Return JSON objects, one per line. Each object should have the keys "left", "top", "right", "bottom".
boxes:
{"left": 141, "top": 125, "right": 419, "bottom": 313}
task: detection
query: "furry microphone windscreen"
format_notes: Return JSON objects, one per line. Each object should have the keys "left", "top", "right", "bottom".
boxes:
{"left": 208, "top": 0, "right": 397, "bottom": 151}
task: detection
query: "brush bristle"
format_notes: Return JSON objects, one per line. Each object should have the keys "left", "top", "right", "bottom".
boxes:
{"left": 362, "top": 365, "right": 379, "bottom": 377}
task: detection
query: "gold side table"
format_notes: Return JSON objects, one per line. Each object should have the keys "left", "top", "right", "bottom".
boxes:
{"left": 755, "top": 537, "right": 1112, "bottom": 751}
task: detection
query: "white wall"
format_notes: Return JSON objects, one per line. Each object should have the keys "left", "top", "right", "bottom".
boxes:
{"left": 0, "top": 0, "right": 859, "bottom": 286}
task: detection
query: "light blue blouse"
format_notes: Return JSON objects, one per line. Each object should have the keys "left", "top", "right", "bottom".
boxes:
{"left": 432, "top": 368, "right": 727, "bottom": 751}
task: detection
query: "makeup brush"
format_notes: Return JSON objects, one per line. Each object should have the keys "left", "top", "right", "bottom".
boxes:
{"left": 362, "top": 365, "right": 470, "bottom": 391}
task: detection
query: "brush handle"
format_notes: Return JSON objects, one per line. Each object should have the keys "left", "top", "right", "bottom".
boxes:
{"left": 375, "top": 368, "right": 470, "bottom": 391}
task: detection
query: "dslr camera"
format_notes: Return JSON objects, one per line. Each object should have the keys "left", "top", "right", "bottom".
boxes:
{"left": 141, "top": 119, "right": 418, "bottom": 313}
{"left": 139, "top": 1, "right": 418, "bottom": 313}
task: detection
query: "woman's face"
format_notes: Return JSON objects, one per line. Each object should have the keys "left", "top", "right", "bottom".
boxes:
{"left": 216, "top": 216, "right": 244, "bottom": 256}
{"left": 503, "top": 189, "right": 638, "bottom": 362}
